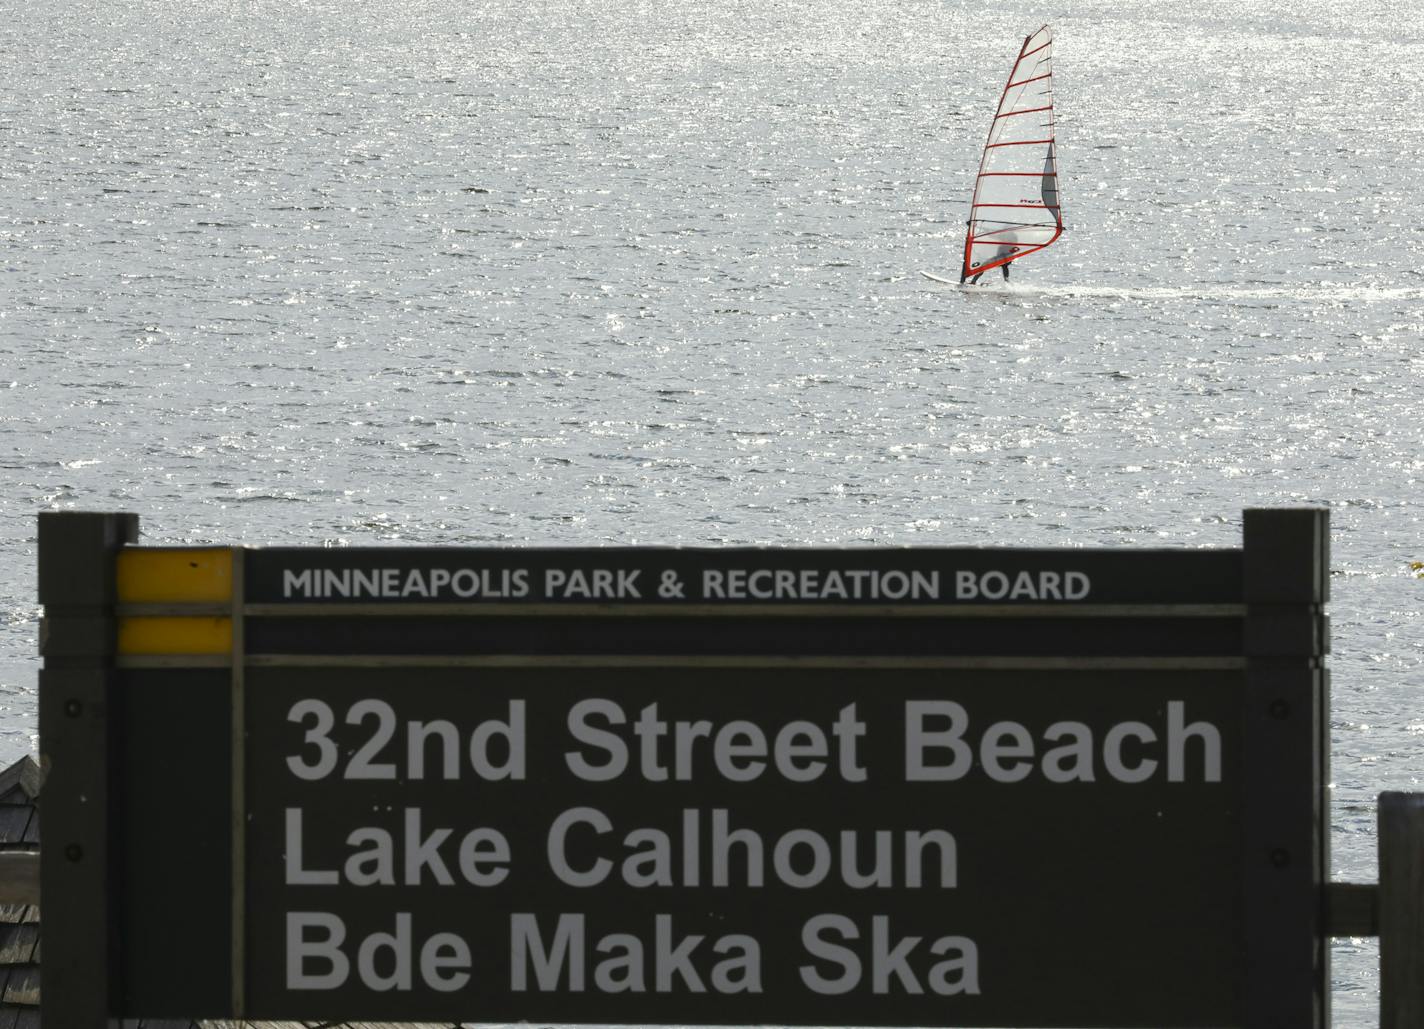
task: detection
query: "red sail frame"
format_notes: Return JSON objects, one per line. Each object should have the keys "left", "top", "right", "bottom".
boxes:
{"left": 961, "top": 26, "right": 1064, "bottom": 283}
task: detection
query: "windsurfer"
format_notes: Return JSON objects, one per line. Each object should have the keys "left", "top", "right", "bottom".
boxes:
{"left": 967, "top": 244, "right": 1013, "bottom": 285}
{"left": 969, "top": 263, "right": 1009, "bottom": 285}
{"left": 954, "top": 26, "right": 1062, "bottom": 287}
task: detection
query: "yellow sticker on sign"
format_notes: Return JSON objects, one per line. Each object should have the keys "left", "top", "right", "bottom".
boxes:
{"left": 117, "top": 548, "right": 234, "bottom": 603}
{"left": 118, "top": 616, "right": 233, "bottom": 655}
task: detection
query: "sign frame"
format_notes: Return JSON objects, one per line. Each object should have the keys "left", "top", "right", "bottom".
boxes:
{"left": 38, "top": 509, "right": 1329, "bottom": 1028}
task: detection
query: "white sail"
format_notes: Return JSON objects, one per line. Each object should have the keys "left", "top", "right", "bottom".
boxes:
{"left": 961, "top": 26, "right": 1064, "bottom": 282}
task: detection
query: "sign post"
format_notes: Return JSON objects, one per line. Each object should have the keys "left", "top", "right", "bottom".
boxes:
{"left": 38, "top": 511, "right": 138, "bottom": 1029}
{"left": 39, "top": 510, "right": 1330, "bottom": 1027}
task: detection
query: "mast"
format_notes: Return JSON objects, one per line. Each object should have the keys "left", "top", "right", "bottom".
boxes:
{"left": 961, "top": 26, "right": 1064, "bottom": 283}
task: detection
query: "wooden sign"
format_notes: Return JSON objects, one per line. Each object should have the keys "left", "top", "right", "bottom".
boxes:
{"left": 38, "top": 510, "right": 1329, "bottom": 1027}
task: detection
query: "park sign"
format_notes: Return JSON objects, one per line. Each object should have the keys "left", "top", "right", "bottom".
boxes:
{"left": 38, "top": 510, "right": 1329, "bottom": 1028}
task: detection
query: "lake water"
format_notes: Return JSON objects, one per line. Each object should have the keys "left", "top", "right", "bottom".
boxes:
{"left": 2, "top": 0, "right": 1421, "bottom": 1023}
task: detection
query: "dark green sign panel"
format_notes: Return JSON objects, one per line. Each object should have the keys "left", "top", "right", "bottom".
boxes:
{"left": 38, "top": 510, "right": 1330, "bottom": 1028}
{"left": 245, "top": 665, "right": 1243, "bottom": 1025}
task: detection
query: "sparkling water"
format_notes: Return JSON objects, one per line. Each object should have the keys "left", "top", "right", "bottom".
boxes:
{"left": 2, "top": 0, "right": 1421, "bottom": 1022}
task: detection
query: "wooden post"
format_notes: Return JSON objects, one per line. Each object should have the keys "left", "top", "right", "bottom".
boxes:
{"left": 38, "top": 511, "right": 137, "bottom": 1028}
{"left": 1241, "top": 508, "right": 1329, "bottom": 1029}
{"left": 1380, "top": 792, "right": 1424, "bottom": 1028}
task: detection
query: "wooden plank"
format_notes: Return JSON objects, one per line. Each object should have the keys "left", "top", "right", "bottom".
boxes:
{"left": 0, "top": 857, "right": 37, "bottom": 909}
{"left": 0, "top": 906, "right": 36, "bottom": 926}
{"left": 38, "top": 510, "right": 138, "bottom": 1029}
{"left": 0, "top": 923, "right": 38, "bottom": 966}
{"left": 1239, "top": 509, "right": 1330, "bottom": 1029}
{"left": 1, "top": 964, "right": 38, "bottom": 1006}
{"left": 1380, "top": 792, "right": 1424, "bottom": 1029}
{"left": 0, "top": 810, "right": 30, "bottom": 847}
{"left": 1325, "top": 881, "right": 1379, "bottom": 937}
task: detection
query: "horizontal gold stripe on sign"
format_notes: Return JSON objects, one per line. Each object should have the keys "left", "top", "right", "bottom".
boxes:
{"left": 117, "top": 548, "right": 234, "bottom": 603}
{"left": 118, "top": 617, "right": 233, "bottom": 655}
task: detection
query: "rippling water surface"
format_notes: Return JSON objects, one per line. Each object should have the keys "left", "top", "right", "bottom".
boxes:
{"left": 2, "top": 0, "right": 1421, "bottom": 1022}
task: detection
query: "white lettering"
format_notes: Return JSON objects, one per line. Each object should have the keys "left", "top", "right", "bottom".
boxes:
{"left": 549, "top": 807, "right": 613, "bottom": 887}
{"left": 288, "top": 912, "right": 349, "bottom": 990}
{"left": 905, "top": 702, "right": 1222, "bottom": 785}
{"left": 1168, "top": 700, "right": 1222, "bottom": 782}
{"left": 954, "top": 569, "right": 1091, "bottom": 601}
{"left": 285, "top": 808, "right": 338, "bottom": 885}
{"left": 512, "top": 913, "right": 761, "bottom": 994}
{"left": 905, "top": 701, "right": 973, "bottom": 781}
{"left": 286, "top": 912, "right": 470, "bottom": 992}
{"left": 1103, "top": 721, "right": 1159, "bottom": 783}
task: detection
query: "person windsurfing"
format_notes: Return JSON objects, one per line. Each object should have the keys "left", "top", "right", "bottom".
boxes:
{"left": 965, "top": 238, "right": 1013, "bottom": 284}
{"left": 955, "top": 26, "right": 1064, "bottom": 287}
{"left": 969, "top": 263, "right": 1011, "bottom": 285}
